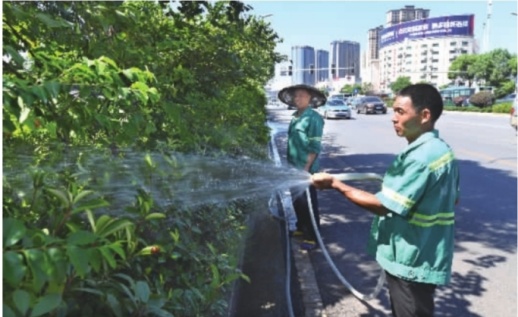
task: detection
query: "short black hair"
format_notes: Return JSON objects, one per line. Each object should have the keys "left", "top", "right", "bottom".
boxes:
{"left": 397, "top": 83, "right": 443, "bottom": 122}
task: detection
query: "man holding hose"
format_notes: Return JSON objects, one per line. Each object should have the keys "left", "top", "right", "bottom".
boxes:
{"left": 312, "top": 84, "right": 460, "bottom": 317}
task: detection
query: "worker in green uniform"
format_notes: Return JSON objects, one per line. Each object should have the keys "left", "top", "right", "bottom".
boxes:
{"left": 278, "top": 84, "right": 326, "bottom": 250}
{"left": 312, "top": 83, "right": 460, "bottom": 317}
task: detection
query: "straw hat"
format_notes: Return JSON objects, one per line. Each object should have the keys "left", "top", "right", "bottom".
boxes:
{"left": 277, "top": 84, "right": 327, "bottom": 107}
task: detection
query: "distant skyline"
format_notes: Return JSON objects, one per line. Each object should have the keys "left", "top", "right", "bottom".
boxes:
{"left": 244, "top": 1, "right": 518, "bottom": 57}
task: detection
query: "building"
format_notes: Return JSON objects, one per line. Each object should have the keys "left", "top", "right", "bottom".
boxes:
{"left": 330, "top": 40, "right": 360, "bottom": 80}
{"left": 265, "top": 61, "right": 293, "bottom": 99}
{"left": 378, "top": 14, "right": 476, "bottom": 92}
{"left": 368, "top": 25, "right": 384, "bottom": 61}
{"left": 386, "top": 5, "right": 430, "bottom": 27}
{"left": 316, "top": 49, "right": 329, "bottom": 83}
{"left": 291, "top": 45, "right": 315, "bottom": 85}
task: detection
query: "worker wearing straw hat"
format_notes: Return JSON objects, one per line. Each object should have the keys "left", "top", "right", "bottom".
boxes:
{"left": 278, "top": 84, "right": 326, "bottom": 251}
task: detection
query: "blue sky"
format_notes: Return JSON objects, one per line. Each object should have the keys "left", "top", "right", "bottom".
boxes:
{"left": 244, "top": 0, "right": 517, "bottom": 57}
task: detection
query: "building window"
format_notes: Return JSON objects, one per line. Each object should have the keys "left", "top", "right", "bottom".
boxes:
{"left": 462, "top": 41, "right": 469, "bottom": 46}
{"left": 432, "top": 43, "right": 439, "bottom": 47}
{"left": 421, "top": 44, "right": 428, "bottom": 48}
{"left": 450, "top": 42, "right": 457, "bottom": 46}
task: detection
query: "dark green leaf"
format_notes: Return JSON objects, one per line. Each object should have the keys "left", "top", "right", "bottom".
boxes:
{"left": 106, "top": 294, "right": 123, "bottom": 317}
{"left": 24, "top": 249, "right": 48, "bottom": 292}
{"left": 29, "top": 293, "right": 62, "bottom": 317}
{"left": 3, "top": 251, "right": 27, "bottom": 287}
{"left": 3, "top": 218, "right": 26, "bottom": 247}
{"left": 96, "top": 219, "right": 133, "bottom": 238}
{"left": 88, "top": 248, "right": 102, "bottom": 273}
{"left": 67, "top": 230, "right": 98, "bottom": 246}
{"left": 135, "top": 281, "right": 150, "bottom": 303}
{"left": 13, "top": 289, "right": 31, "bottom": 316}
{"left": 72, "top": 197, "right": 110, "bottom": 214}
{"left": 35, "top": 13, "right": 70, "bottom": 28}
{"left": 99, "top": 246, "right": 116, "bottom": 269}
{"left": 3, "top": 304, "right": 16, "bottom": 317}
{"left": 66, "top": 245, "right": 89, "bottom": 277}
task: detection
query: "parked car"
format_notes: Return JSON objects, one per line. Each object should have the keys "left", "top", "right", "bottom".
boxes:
{"left": 329, "top": 93, "right": 352, "bottom": 102}
{"left": 347, "top": 96, "right": 362, "bottom": 110}
{"left": 496, "top": 93, "right": 516, "bottom": 104}
{"left": 511, "top": 97, "right": 517, "bottom": 130}
{"left": 356, "top": 96, "right": 387, "bottom": 114}
{"left": 317, "top": 99, "right": 351, "bottom": 119}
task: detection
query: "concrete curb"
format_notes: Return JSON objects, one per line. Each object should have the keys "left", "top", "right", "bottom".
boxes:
{"left": 291, "top": 239, "right": 327, "bottom": 317}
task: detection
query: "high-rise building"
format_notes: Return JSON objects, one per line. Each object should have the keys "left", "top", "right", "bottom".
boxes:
{"left": 386, "top": 5, "right": 430, "bottom": 27}
{"left": 330, "top": 40, "right": 360, "bottom": 79}
{"left": 379, "top": 14, "right": 475, "bottom": 92}
{"left": 291, "top": 45, "right": 315, "bottom": 85}
{"left": 316, "top": 49, "right": 329, "bottom": 83}
{"left": 368, "top": 25, "right": 384, "bottom": 61}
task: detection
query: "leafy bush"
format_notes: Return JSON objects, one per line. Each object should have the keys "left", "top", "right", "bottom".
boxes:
{"left": 491, "top": 102, "right": 513, "bottom": 113}
{"left": 3, "top": 1, "right": 281, "bottom": 316}
{"left": 469, "top": 91, "right": 495, "bottom": 108}
{"left": 3, "top": 149, "right": 252, "bottom": 317}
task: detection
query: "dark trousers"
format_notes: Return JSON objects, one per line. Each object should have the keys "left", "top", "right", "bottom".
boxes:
{"left": 291, "top": 185, "right": 320, "bottom": 241}
{"left": 385, "top": 271, "right": 437, "bottom": 317}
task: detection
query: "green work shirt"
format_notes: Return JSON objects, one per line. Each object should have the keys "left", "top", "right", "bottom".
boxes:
{"left": 287, "top": 107, "right": 324, "bottom": 174}
{"left": 368, "top": 130, "right": 460, "bottom": 285}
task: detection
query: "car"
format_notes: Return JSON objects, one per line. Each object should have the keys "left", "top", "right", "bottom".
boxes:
{"left": 496, "top": 93, "right": 516, "bottom": 104}
{"left": 329, "top": 93, "right": 352, "bottom": 102}
{"left": 511, "top": 97, "right": 517, "bottom": 130}
{"left": 356, "top": 96, "right": 387, "bottom": 114}
{"left": 347, "top": 96, "right": 362, "bottom": 110}
{"left": 317, "top": 99, "right": 351, "bottom": 119}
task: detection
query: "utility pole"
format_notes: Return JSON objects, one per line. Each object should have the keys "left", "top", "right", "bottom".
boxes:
{"left": 482, "top": 0, "right": 493, "bottom": 52}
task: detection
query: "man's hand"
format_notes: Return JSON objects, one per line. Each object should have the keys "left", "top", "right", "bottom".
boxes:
{"left": 311, "top": 173, "right": 336, "bottom": 189}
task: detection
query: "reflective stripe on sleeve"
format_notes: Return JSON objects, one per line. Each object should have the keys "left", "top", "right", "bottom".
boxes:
{"left": 408, "top": 211, "right": 455, "bottom": 227}
{"left": 381, "top": 185, "right": 415, "bottom": 209}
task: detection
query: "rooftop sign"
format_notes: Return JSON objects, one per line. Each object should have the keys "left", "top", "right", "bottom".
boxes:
{"left": 380, "top": 15, "right": 474, "bottom": 48}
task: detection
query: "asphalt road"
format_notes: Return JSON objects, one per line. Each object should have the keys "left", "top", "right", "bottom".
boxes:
{"left": 267, "top": 105, "right": 517, "bottom": 317}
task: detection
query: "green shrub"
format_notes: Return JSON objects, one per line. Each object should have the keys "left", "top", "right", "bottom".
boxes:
{"left": 3, "top": 149, "right": 253, "bottom": 317}
{"left": 3, "top": 1, "right": 281, "bottom": 316}
{"left": 491, "top": 102, "right": 513, "bottom": 113}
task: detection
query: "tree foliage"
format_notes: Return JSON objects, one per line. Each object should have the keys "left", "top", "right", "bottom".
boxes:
{"left": 448, "top": 49, "right": 517, "bottom": 98}
{"left": 3, "top": 1, "right": 282, "bottom": 316}
{"left": 389, "top": 76, "right": 412, "bottom": 94}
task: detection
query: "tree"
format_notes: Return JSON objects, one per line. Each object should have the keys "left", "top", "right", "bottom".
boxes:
{"left": 340, "top": 84, "right": 353, "bottom": 94}
{"left": 362, "top": 82, "right": 374, "bottom": 95}
{"left": 389, "top": 76, "right": 412, "bottom": 93}
{"left": 448, "top": 54, "right": 478, "bottom": 86}
{"left": 340, "top": 83, "right": 362, "bottom": 95}
{"left": 449, "top": 49, "right": 516, "bottom": 98}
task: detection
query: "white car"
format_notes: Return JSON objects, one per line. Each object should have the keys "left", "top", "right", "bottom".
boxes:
{"left": 318, "top": 100, "right": 352, "bottom": 119}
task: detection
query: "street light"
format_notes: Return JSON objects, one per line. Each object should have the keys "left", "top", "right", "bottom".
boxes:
{"left": 260, "top": 14, "right": 273, "bottom": 18}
